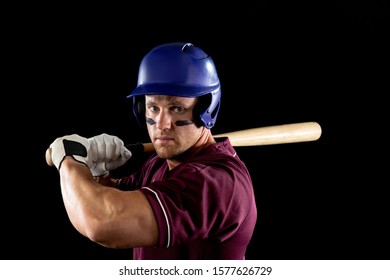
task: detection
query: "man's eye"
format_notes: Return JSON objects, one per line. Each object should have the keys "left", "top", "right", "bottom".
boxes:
{"left": 149, "top": 106, "right": 158, "bottom": 112}
{"left": 173, "top": 107, "right": 184, "bottom": 113}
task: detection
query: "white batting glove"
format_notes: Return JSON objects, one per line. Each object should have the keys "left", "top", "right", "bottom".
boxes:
{"left": 88, "top": 133, "right": 132, "bottom": 176}
{"left": 49, "top": 134, "right": 92, "bottom": 170}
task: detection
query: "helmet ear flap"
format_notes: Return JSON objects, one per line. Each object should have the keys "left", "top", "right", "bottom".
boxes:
{"left": 137, "top": 97, "right": 145, "bottom": 117}
{"left": 194, "top": 93, "right": 220, "bottom": 128}
{"left": 132, "top": 96, "right": 146, "bottom": 127}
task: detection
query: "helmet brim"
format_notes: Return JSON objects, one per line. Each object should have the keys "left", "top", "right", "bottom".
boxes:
{"left": 127, "top": 84, "right": 220, "bottom": 98}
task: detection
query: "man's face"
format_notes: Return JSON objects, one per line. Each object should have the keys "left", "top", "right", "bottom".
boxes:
{"left": 144, "top": 95, "right": 202, "bottom": 159}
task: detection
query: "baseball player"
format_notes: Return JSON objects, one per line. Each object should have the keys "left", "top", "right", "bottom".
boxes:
{"left": 49, "top": 42, "right": 257, "bottom": 259}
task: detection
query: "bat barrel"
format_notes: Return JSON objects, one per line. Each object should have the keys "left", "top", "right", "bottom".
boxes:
{"left": 214, "top": 122, "right": 322, "bottom": 146}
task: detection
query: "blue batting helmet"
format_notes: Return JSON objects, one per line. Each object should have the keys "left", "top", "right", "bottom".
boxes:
{"left": 127, "top": 42, "right": 221, "bottom": 129}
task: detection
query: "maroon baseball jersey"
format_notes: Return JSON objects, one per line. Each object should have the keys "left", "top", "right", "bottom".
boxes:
{"left": 118, "top": 138, "right": 257, "bottom": 259}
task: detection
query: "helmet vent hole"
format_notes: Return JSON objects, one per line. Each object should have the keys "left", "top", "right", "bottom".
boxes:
{"left": 181, "top": 43, "right": 194, "bottom": 52}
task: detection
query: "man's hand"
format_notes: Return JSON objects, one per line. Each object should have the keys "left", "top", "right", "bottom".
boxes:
{"left": 49, "top": 134, "right": 92, "bottom": 170}
{"left": 88, "top": 133, "right": 132, "bottom": 176}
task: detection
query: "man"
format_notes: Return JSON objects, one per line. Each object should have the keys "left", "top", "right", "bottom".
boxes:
{"left": 49, "top": 42, "right": 257, "bottom": 259}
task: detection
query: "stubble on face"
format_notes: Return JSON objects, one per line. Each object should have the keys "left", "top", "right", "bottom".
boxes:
{"left": 154, "top": 125, "right": 203, "bottom": 159}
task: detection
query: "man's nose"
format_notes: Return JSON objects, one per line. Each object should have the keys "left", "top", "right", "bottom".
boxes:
{"left": 156, "top": 111, "right": 173, "bottom": 130}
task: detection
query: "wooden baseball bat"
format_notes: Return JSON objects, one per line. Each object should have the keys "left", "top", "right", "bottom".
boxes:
{"left": 45, "top": 121, "right": 321, "bottom": 166}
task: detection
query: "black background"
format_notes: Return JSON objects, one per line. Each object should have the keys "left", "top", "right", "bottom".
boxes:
{"left": 3, "top": 1, "right": 388, "bottom": 260}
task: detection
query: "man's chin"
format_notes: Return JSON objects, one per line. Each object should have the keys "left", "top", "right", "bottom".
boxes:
{"left": 155, "top": 146, "right": 172, "bottom": 159}
{"left": 155, "top": 146, "right": 182, "bottom": 160}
